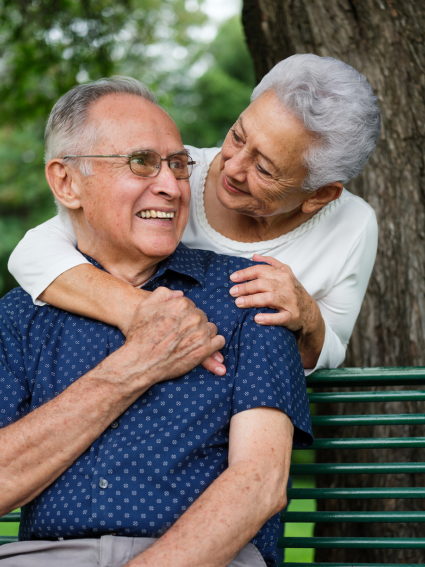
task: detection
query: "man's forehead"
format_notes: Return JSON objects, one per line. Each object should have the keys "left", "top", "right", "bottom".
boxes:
{"left": 89, "top": 92, "right": 182, "bottom": 150}
{"left": 90, "top": 93, "right": 175, "bottom": 129}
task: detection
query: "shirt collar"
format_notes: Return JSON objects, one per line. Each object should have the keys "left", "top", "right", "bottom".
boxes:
{"left": 80, "top": 243, "right": 206, "bottom": 289}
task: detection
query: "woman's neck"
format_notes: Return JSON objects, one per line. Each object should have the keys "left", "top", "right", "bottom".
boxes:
{"left": 203, "top": 154, "right": 318, "bottom": 244}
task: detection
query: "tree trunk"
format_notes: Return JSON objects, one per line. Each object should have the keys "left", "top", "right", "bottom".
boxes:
{"left": 242, "top": 0, "right": 425, "bottom": 562}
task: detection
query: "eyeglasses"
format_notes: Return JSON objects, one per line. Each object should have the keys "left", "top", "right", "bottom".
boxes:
{"left": 62, "top": 150, "right": 196, "bottom": 179}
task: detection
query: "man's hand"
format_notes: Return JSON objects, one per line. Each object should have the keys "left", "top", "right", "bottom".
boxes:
{"left": 120, "top": 287, "right": 226, "bottom": 388}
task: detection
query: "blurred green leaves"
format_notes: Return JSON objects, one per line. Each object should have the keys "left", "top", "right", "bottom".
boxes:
{"left": 0, "top": 1, "right": 254, "bottom": 297}
{"left": 0, "top": 0, "right": 206, "bottom": 124}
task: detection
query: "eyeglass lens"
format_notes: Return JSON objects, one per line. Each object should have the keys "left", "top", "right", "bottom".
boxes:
{"left": 129, "top": 151, "right": 193, "bottom": 179}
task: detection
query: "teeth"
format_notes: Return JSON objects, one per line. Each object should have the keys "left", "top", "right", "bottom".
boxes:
{"left": 138, "top": 210, "right": 174, "bottom": 219}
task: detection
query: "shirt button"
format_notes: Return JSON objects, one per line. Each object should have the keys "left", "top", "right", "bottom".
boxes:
{"left": 99, "top": 478, "right": 109, "bottom": 489}
{"left": 110, "top": 421, "right": 119, "bottom": 429}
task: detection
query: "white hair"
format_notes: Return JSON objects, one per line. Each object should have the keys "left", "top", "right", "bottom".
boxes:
{"left": 251, "top": 54, "right": 381, "bottom": 192}
{"left": 44, "top": 76, "right": 157, "bottom": 217}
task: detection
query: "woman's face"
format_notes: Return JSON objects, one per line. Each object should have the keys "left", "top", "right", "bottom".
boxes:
{"left": 218, "top": 90, "right": 316, "bottom": 218}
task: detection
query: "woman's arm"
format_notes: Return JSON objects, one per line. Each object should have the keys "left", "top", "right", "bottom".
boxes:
{"left": 39, "top": 264, "right": 149, "bottom": 336}
{"left": 8, "top": 215, "right": 226, "bottom": 374}
{"left": 8, "top": 215, "right": 148, "bottom": 335}
{"left": 228, "top": 213, "right": 378, "bottom": 371}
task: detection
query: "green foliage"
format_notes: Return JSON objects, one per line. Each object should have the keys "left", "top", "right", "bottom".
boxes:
{"left": 0, "top": 0, "right": 205, "bottom": 124}
{"left": 0, "top": 2, "right": 254, "bottom": 297}
{"left": 169, "top": 17, "right": 255, "bottom": 148}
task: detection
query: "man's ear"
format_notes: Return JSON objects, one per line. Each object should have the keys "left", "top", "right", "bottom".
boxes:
{"left": 45, "top": 159, "right": 83, "bottom": 210}
{"left": 301, "top": 182, "right": 343, "bottom": 214}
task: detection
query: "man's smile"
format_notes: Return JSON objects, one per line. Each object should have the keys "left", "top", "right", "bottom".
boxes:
{"left": 136, "top": 209, "right": 175, "bottom": 220}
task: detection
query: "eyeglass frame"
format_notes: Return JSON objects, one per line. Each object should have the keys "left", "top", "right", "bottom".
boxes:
{"left": 61, "top": 150, "right": 196, "bottom": 179}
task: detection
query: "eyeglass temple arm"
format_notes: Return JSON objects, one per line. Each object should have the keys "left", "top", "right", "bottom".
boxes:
{"left": 62, "top": 155, "right": 130, "bottom": 158}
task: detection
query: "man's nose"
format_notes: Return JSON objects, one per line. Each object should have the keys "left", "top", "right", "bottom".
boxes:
{"left": 150, "top": 163, "right": 182, "bottom": 198}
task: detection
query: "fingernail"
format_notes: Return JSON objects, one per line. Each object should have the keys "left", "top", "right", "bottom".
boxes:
{"left": 215, "top": 366, "right": 226, "bottom": 376}
{"left": 229, "top": 286, "right": 238, "bottom": 296}
{"left": 213, "top": 353, "right": 223, "bottom": 362}
{"left": 255, "top": 314, "right": 264, "bottom": 322}
{"left": 230, "top": 273, "right": 239, "bottom": 282}
{"left": 235, "top": 297, "right": 244, "bottom": 306}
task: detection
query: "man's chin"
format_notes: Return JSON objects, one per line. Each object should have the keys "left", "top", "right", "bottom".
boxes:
{"left": 135, "top": 238, "right": 180, "bottom": 261}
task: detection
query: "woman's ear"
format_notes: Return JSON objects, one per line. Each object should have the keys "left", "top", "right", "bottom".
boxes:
{"left": 302, "top": 182, "right": 343, "bottom": 214}
{"left": 45, "top": 159, "right": 83, "bottom": 211}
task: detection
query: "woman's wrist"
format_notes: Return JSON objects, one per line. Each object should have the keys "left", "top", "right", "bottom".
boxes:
{"left": 38, "top": 264, "right": 151, "bottom": 335}
{"left": 297, "top": 298, "right": 326, "bottom": 369}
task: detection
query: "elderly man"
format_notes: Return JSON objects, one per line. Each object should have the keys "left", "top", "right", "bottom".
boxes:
{"left": 0, "top": 78, "right": 312, "bottom": 567}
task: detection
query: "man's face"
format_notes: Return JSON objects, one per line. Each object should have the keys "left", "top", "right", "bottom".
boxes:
{"left": 74, "top": 93, "right": 191, "bottom": 275}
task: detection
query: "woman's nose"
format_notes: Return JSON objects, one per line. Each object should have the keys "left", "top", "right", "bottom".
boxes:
{"left": 224, "top": 150, "right": 248, "bottom": 182}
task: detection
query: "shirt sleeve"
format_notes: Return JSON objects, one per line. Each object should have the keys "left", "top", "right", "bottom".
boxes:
{"left": 8, "top": 215, "right": 89, "bottom": 306}
{"left": 305, "top": 208, "right": 378, "bottom": 375}
{"left": 230, "top": 310, "right": 313, "bottom": 448}
{"left": 0, "top": 291, "right": 31, "bottom": 427}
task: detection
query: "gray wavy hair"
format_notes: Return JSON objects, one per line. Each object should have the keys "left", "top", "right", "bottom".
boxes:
{"left": 251, "top": 54, "right": 381, "bottom": 192}
{"left": 45, "top": 76, "right": 157, "bottom": 217}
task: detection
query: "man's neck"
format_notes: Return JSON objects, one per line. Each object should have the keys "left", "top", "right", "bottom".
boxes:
{"left": 80, "top": 242, "right": 161, "bottom": 288}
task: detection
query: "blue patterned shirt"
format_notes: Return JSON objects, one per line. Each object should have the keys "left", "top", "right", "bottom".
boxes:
{"left": 0, "top": 244, "right": 312, "bottom": 566}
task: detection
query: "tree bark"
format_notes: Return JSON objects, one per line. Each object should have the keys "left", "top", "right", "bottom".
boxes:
{"left": 242, "top": 0, "right": 425, "bottom": 562}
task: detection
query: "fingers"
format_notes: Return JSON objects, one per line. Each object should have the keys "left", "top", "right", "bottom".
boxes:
{"left": 254, "top": 311, "right": 293, "bottom": 327}
{"left": 230, "top": 278, "right": 275, "bottom": 302}
{"left": 145, "top": 286, "right": 184, "bottom": 305}
{"left": 231, "top": 291, "right": 277, "bottom": 309}
{"left": 210, "top": 332, "right": 226, "bottom": 353}
{"left": 252, "top": 254, "right": 285, "bottom": 269}
{"left": 230, "top": 262, "right": 292, "bottom": 283}
{"left": 201, "top": 353, "right": 226, "bottom": 376}
{"left": 200, "top": 324, "right": 226, "bottom": 375}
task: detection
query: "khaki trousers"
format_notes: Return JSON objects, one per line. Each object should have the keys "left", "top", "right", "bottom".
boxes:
{"left": 0, "top": 536, "right": 267, "bottom": 567}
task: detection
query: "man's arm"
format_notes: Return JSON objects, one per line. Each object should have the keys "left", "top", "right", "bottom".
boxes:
{"left": 0, "top": 288, "right": 225, "bottom": 517}
{"left": 127, "top": 406, "right": 293, "bottom": 567}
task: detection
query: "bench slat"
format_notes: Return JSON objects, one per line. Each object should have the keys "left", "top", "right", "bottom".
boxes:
{"left": 290, "top": 462, "right": 425, "bottom": 475}
{"left": 308, "top": 391, "right": 425, "bottom": 403}
{"left": 0, "top": 513, "right": 20, "bottom": 522}
{"left": 0, "top": 537, "right": 18, "bottom": 545}
{"left": 282, "top": 511, "right": 425, "bottom": 522}
{"left": 279, "top": 536, "right": 425, "bottom": 549}
{"left": 287, "top": 487, "right": 425, "bottom": 499}
{"left": 283, "top": 564, "right": 425, "bottom": 567}
{"left": 306, "top": 367, "right": 425, "bottom": 387}
{"left": 306, "top": 437, "right": 425, "bottom": 449}
{"left": 312, "top": 414, "right": 425, "bottom": 426}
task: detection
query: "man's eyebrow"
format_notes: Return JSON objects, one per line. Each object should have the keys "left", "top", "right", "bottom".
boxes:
{"left": 127, "top": 147, "right": 189, "bottom": 157}
{"left": 238, "top": 116, "right": 279, "bottom": 172}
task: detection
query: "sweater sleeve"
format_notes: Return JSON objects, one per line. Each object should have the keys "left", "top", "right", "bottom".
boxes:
{"left": 8, "top": 215, "right": 89, "bottom": 306}
{"left": 305, "top": 208, "right": 378, "bottom": 375}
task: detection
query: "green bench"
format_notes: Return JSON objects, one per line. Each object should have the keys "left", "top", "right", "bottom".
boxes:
{"left": 282, "top": 367, "right": 425, "bottom": 566}
{"left": 1, "top": 367, "right": 424, "bottom": 566}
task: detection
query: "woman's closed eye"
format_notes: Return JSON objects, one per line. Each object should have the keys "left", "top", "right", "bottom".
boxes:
{"left": 231, "top": 128, "right": 243, "bottom": 144}
{"left": 257, "top": 163, "right": 272, "bottom": 177}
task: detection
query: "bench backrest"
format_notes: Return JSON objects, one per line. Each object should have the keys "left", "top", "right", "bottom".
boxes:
{"left": 281, "top": 367, "right": 425, "bottom": 567}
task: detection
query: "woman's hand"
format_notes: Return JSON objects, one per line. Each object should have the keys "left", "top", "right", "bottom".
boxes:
{"left": 229, "top": 254, "right": 326, "bottom": 369}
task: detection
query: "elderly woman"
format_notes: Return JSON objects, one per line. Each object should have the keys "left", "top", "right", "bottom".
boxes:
{"left": 8, "top": 54, "right": 380, "bottom": 375}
